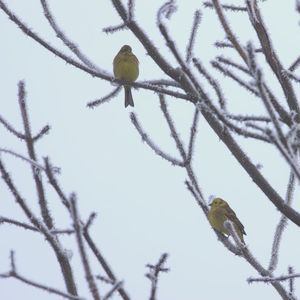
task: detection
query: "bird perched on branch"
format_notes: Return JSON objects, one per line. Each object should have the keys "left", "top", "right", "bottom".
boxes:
{"left": 208, "top": 197, "right": 246, "bottom": 243}
{"left": 113, "top": 45, "right": 139, "bottom": 107}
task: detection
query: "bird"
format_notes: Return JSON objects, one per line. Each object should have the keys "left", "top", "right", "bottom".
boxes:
{"left": 208, "top": 197, "right": 246, "bottom": 243}
{"left": 113, "top": 45, "right": 139, "bottom": 107}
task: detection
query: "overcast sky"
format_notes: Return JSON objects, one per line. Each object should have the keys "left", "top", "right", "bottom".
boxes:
{"left": 1, "top": 1, "right": 300, "bottom": 299}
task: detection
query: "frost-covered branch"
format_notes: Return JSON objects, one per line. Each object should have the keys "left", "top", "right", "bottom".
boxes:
{"left": 0, "top": 216, "right": 74, "bottom": 235}
{"left": 186, "top": 10, "right": 201, "bottom": 63}
{"left": 210, "top": 0, "right": 247, "bottom": 61}
{"left": 224, "top": 221, "right": 292, "bottom": 300}
{"left": 0, "top": 251, "right": 83, "bottom": 300}
{"left": 269, "top": 172, "right": 295, "bottom": 272}
{"left": 146, "top": 253, "right": 169, "bottom": 300}
{"left": 87, "top": 86, "right": 122, "bottom": 108}
{"left": 18, "top": 81, "right": 54, "bottom": 229}
{"left": 45, "top": 159, "right": 131, "bottom": 300}
{"left": 246, "top": 0, "right": 299, "bottom": 116}
{"left": 70, "top": 195, "right": 100, "bottom": 300}
{"left": 248, "top": 273, "right": 300, "bottom": 284}
{"left": 0, "top": 158, "right": 78, "bottom": 295}
{"left": 40, "top": 0, "right": 100, "bottom": 71}
{"left": 203, "top": 1, "right": 247, "bottom": 12}
{"left": 0, "top": 147, "right": 47, "bottom": 172}
{"left": 130, "top": 112, "right": 185, "bottom": 166}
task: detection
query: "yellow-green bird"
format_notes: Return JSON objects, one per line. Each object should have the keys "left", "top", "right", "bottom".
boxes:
{"left": 208, "top": 198, "right": 246, "bottom": 243}
{"left": 113, "top": 45, "right": 139, "bottom": 107}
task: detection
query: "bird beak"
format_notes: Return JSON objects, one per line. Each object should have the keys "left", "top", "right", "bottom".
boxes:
{"left": 208, "top": 203, "right": 212, "bottom": 207}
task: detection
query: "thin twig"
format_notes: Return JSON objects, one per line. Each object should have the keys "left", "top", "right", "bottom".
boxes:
{"left": 288, "top": 266, "right": 295, "bottom": 298}
{"left": 0, "top": 251, "right": 83, "bottom": 300}
{"left": 0, "top": 216, "right": 74, "bottom": 235}
{"left": 210, "top": 0, "right": 247, "bottom": 61}
{"left": 216, "top": 56, "right": 251, "bottom": 76}
{"left": 18, "top": 81, "right": 54, "bottom": 229}
{"left": 186, "top": 10, "right": 201, "bottom": 63}
{"left": 130, "top": 112, "right": 185, "bottom": 167}
{"left": 40, "top": 0, "right": 100, "bottom": 71}
{"left": 222, "top": 222, "right": 292, "bottom": 300}
{"left": 0, "top": 158, "right": 78, "bottom": 295}
{"left": 187, "top": 108, "right": 200, "bottom": 163}
{"left": 212, "top": 61, "right": 259, "bottom": 96}
{"left": 246, "top": 0, "right": 299, "bottom": 116}
{"left": 0, "top": 147, "right": 47, "bottom": 171}
{"left": 103, "top": 281, "right": 124, "bottom": 300}
{"left": 87, "top": 86, "right": 122, "bottom": 108}
{"left": 248, "top": 273, "right": 300, "bottom": 284}
{"left": 70, "top": 195, "right": 100, "bottom": 300}
{"left": 227, "top": 114, "right": 271, "bottom": 123}
{"left": 146, "top": 253, "right": 169, "bottom": 300}
{"left": 32, "top": 125, "right": 51, "bottom": 142}
{"left": 193, "top": 58, "right": 227, "bottom": 109}
{"left": 214, "top": 41, "right": 262, "bottom": 53}
{"left": 203, "top": 1, "right": 247, "bottom": 12}
{"left": 268, "top": 172, "right": 295, "bottom": 272}
{"left": 45, "top": 160, "right": 131, "bottom": 300}
{"left": 0, "top": 114, "right": 25, "bottom": 139}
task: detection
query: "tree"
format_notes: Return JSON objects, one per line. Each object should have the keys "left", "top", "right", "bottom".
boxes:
{"left": 0, "top": 1, "right": 299, "bottom": 299}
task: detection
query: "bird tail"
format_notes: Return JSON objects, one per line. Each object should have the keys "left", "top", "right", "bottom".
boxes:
{"left": 124, "top": 86, "right": 134, "bottom": 107}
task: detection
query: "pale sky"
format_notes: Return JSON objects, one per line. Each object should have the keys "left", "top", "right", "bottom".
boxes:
{"left": 1, "top": 1, "right": 299, "bottom": 299}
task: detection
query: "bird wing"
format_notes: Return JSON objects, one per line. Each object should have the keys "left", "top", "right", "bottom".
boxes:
{"left": 224, "top": 205, "right": 246, "bottom": 235}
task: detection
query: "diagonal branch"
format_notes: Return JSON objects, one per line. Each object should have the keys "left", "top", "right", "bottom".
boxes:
{"left": 0, "top": 158, "right": 78, "bottom": 295}
{"left": 246, "top": 0, "right": 299, "bottom": 116}
{"left": 40, "top": 0, "right": 100, "bottom": 71}
{"left": 0, "top": 251, "right": 83, "bottom": 300}
{"left": 18, "top": 81, "right": 54, "bottom": 229}
{"left": 70, "top": 195, "right": 100, "bottom": 300}
{"left": 146, "top": 253, "right": 169, "bottom": 300}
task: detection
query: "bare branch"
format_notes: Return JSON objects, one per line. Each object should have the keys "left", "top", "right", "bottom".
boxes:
{"left": 130, "top": 112, "right": 185, "bottom": 166}
{"left": 0, "top": 158, "right": 78, "bottom": 295}
{"left": 268, "top": 173, "right": 295, "bottom": 272}
{"left": 216, "top": 56, "right": 251, "bottom": 76}
{"left": 70, "top": 194, "right": 100, "bottom": 300}
{"left": 87, "top": 86, "right": 122, "bottom": 108}
{"left": 214, "top": 41, "right": 262, "bottom": 53}
{"left": 222, "top": 222, "right": 292, "bottom": 299}
{"left": 186, "top": 10, "right": 201, "bottom": 63}
{"left": 0, "top": 147, "right": 47, "bottom": 172}
{"left": 227, "top": 114, "right": 271, "bottom": 123}
{"left": 18, "top": 81, "right": 54, "bottom": 229}
{"left": 0, "top": 114, "right": 25, "bottom": 139}
{"left": 211, "top": 61, "right": 259, "bottom": 96}
{"left": 248, "top": 273, "right": 300, "bottom": 284}
{"left": 0, "top": 251, "right": 84, "bottom": 300}
{"left": 187, "top": 108, "right": 200, "bottom": 163}
{"left": 146, "top": 253, "right": 169, "bottom": 300}
{"left": 0, "top": 216, "right": 74, "bottom": 234}
{"left": 184, "top": 181, "right": 207, "bottom": 213}
{"left": 246, "top": 0, "right": 300, "bottom": 116}
{"left": 40, "top": 0, "right": 100, "bottom": 71}
{"left": 289, "top": 55, "right": 300, "bottom": 72}
{"left": 127, "top": 0, "right": 135, "bottom": 21}
{"left": 267, "top": 130, "right": 300, "bottom": 181}
{"left": 193, "top": 58, "right": 227, "bottom": 109}
{"left": 103, "top": 23, "right": 127, "bottom": 34}
{"left": 288, "top": 266, "right": 295, "bottom": 298}
{"left": 32, "top": 125, "right": 51, "bottom": 142}
{"left": 210, "top": 0, "right": 247, "bottom": 61}
{"left": 203, "top": 1, "right": 247, "bottom": 12}
{"left": 160, "top": 95, "right": 187, "bottom": 160}
{"left": 103, "top": 281, "right": 124, "bottom": 300}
